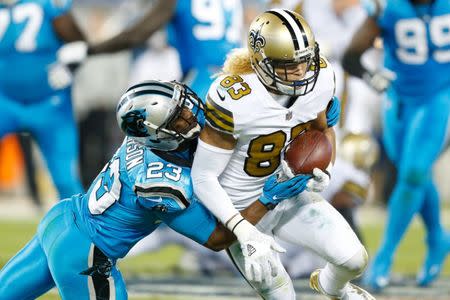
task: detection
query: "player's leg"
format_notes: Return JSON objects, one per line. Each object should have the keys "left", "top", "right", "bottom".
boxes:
{"left": 415, "top": 88, "right": 450, "bottom": 286}
{"left": 31, "top": 90, "right": 83, "bottom": 199}
{"left": 416, "top": 180, "right": 450, "bottom": 286}
{"left": 272, "top": 193, "right": 372, "bottom": 299}
{"left": 227, "top": 241, "right": 296, "bottom": 300}
{"left": 0, "top": 235, "right": 55, "bottom": 300}
{"left": 40, "top": 199, "right": 127, "bottom": 299}
{"left": 368, "top": 89, "right": 450, "bottom": 290}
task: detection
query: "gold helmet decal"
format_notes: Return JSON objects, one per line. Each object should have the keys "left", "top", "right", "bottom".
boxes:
{"left": 247, "top": 9, "right": 320, "bottom": 96}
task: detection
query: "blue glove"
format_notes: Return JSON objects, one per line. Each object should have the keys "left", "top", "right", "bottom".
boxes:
{"left": 259, "top": 173, "right": 312, "bottom": 210}
{"left": 326, "top": 96, "right": 340, "bottom": 127}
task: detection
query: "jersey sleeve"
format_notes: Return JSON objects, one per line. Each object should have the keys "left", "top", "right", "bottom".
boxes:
{"left": 204, "top": 76, "right": 235, "bottom": 135}
{"left": 133, "top": 162, "right": 193, "bottom": 213}
{"left": 45, "top": 0, "right": 72, "bottom": 18}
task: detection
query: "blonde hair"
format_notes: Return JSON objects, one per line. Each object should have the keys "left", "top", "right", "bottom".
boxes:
{"left": 221, "top": 48, "right": 254, "bottom": 75}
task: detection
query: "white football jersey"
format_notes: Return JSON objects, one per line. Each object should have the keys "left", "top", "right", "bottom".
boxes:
{"left": 205, "top": 56, "right": 335, "bottom": 209}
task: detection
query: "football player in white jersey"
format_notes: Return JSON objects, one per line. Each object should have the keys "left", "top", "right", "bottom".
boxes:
{"left": 267, "top": 0, "right": 382, "bottom": 279}
{"left": 191, "top": 9, "right": 375, "bottom": 300}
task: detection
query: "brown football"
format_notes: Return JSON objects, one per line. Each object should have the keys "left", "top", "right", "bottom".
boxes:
{"left": 284, "top": 130, "right": 332, "bottom": 175}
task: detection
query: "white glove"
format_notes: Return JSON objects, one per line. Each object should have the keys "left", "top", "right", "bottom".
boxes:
{"left": 48, "top": 63, "right": 72, "bottom": 90}
{"left": 228, "top": 214, "right": 286, "bottom": 285}
{"left": 363, "top": 69, "right": 396, "bottom": 93}
{"left": 306, "top": 167, "right": 331, "bottom": 193}
{"left": 56, "top": 41, "right": 88, "bottom": 69}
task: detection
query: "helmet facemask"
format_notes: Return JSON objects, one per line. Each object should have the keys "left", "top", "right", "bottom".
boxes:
{"left": 254, "top": 43, "right": 320, "bottom": 96}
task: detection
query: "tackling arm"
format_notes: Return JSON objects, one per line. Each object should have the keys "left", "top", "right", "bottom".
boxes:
{"left": 53, "top": 13, "right": 86, "bottom": 42}
{"left": 88, "top": 0, "right": 177, "bottom": 55}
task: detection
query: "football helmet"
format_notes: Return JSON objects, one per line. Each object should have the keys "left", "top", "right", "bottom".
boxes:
{"left": 116, "top": 80, "right": 204, "bottom": 151}
{"left": 248, "top": 9, "right": 320, "bottom": 96}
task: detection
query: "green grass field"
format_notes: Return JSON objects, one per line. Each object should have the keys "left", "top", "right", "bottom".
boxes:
{"left": 1, "top": 216, "right": 449, "bottom": 299}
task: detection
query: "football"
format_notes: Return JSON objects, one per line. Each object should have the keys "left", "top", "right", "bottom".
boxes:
{"left": 284, "top": 129, "right": 332, "bottom": 175}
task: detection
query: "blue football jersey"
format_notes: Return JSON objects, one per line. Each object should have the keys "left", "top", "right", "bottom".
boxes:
{"left": 167, "top": 0, "right": 243, "bottom": 74}
{"left": 0, "top": 0, "right": 71, "bottom": 102}
{"left": 364, "top": 0, "right": 450, "bottom": 97}
{"left": 72, "top": 137, "right": 214, "bottom": 259}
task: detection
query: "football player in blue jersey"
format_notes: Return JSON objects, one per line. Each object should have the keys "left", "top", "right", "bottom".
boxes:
{"left": 0, "top": 80, "right": 313, "bottom": 299}
{"left": 0, "top": 0, "right": 87, "bottom": 198}
{"left": 85, "top": 0, "right": 243, "bottom": 274}
{"left": 343, "top": 0, "right": 450, "bottom": 291}
{"left": 87, "top": 0, "right": 243, "bottom": 101}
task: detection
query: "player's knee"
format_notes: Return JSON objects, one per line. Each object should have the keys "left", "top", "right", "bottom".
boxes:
{"left": 400, "top": 166, "right": 430, "bottom": 187}
{"left": 339, "top": 245, "right": 368, "bottom": 277}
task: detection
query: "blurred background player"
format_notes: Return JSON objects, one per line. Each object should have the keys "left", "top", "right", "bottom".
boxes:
{"left": 0, "top": 79, "right": 307, "bottom": 299}
{"left": 268, "top": 0, "right": 382, "bottom": 279}
{"left": 0, "top": 0, "right": 87, "bottom": 201}
{"left": 84, "top": 0, "right": 245, "bottom": 275}
{"left": 343, "top": 0, "right": 450, "bottom": 291}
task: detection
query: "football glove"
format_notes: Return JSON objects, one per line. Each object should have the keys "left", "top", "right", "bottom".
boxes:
{"left": 363, "top": 69, "right": 396, "bottom": 93}
{"left": 227, "top": 214, "right": 285, "bottom": 285}
{"left": 326, "top": 96, "right": 341, "bottom": 127}
{"left": 306, "top": 166, "right": 331, "bottom": 193}
{"left": 48, "top": 41, "right": 88, "bottom": 90}
{"left": 57, "top": 41, "right": 88, "bottom": 71}
{"left": 259, "top": 172, "right": 312, "bottom": 209}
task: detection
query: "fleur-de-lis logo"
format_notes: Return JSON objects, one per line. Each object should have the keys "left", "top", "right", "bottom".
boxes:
{"left": 249, "top": 27, "right": 266, "bottom": 53}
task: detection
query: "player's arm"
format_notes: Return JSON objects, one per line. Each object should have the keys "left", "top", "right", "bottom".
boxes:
{"left": 53, "top": 12, "right": 86, "bottom": 42}
{"left": 88, "top": 0, "right": 177, "bottom": 55}
{"left": 341, "top": 16, "right": 380, "bottom": 79}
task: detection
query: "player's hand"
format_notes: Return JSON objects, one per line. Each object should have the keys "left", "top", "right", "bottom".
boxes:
{"left": 306, "top": 167, "right": 331, "bottom": 192}
{"left": 232, "top": 217, "right": 285, "bottom": 285}
{"left": 326, "top": 96, "right": 340, "bottom": 127}
{"left": 57, "top": 41, "right": 88, "bottom": 72}
{"left": 363, "top": 69, "right": 396, "bottom": 93}
{"left": 48, "top": 63, "right": 72, "bottom": 90}
{"left": 259, "top": 172, "right": 311, "bottom": 209}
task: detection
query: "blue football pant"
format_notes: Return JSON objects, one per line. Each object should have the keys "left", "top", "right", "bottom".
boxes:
{"left": 377, "top": 85, "right": 450, "bottom": 259}
{"left": 0, "top": 200, "right": 127, "bottom": 300}
{"left": 0, "top": 89, "right": 83, "bottom": 198}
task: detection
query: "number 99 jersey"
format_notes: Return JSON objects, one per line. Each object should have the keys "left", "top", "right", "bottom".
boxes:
{"left": 0, "top": 0, "right": 72, "bottom": 101}
{"left": 204, "top": 56, "right": 335, "bottom": 210}
{"left": 72, "top": 137, "right": 214, "bottom": 259}
{"left": 167, "top": 0, "right": 243, "bottom": 74}
{"left": 363, "top": 0, "right": 450, "bottom": 98}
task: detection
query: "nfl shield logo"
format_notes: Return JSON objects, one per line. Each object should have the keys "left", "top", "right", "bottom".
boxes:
{"left": 286, "top": 111, "right": 293, "bottom": 120}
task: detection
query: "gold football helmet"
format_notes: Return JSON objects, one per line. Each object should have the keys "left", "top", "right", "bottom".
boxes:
{"left": 247, "top": 9, "right": 320, "bottom": 96}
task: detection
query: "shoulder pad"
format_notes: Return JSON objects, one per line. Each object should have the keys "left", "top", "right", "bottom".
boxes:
{"left": 205, "top": 76, "right": 235, "bottom": 135}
